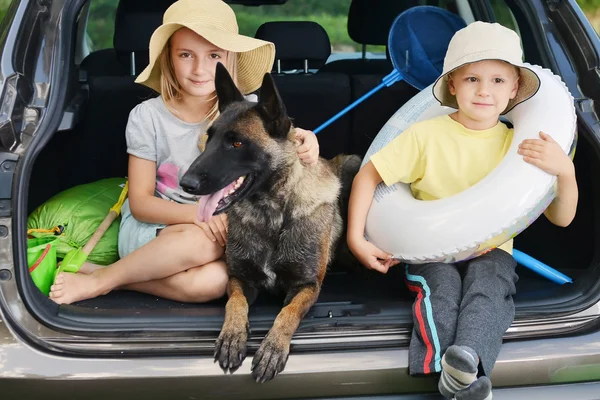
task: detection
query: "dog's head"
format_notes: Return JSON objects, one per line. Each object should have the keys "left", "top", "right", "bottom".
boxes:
{"left": 180, "top": 62, "right": 293, "bottom": 218}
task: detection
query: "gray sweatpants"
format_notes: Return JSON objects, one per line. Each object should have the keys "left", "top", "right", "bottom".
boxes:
{"left": 405, "top": 249, "right": 518, "bottom": 377}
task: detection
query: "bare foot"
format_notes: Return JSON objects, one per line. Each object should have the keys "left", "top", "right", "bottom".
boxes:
{"left": 78, "top": 262, "right": 104, "bottom": 275}
{"left": 49, "top": 271, "right": 110, "bottom": 305}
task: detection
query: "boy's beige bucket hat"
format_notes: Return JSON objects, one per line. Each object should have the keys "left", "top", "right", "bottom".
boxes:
{"left": 432, "top": 21, "right": 540, "bottom": 114}
{"left": 135, "top": 0, "right": 275, "bottom": 95}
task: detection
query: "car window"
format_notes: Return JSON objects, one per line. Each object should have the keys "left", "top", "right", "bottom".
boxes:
{"left": 230, "top": 0, "right": 365, "bottom": 57}
{"left": 0, "top": 0, "right": 10, "bottom": 24}
{"left": 80, "top": 0, "right": 479, "bottom": 61}
{"left": 576, "top": 1, "right": 600, "bottom": 33}
{"left": 489, "top": 0, "right": 520, "bottom": 34}
{"left": 86, "top": 0, "right": 119, "bottom": 51}
{"left": 232, "top": 0, "right": 475, "bottom": 63}
{"left": 487, "top": 0, "right": 530, "bottom": 65}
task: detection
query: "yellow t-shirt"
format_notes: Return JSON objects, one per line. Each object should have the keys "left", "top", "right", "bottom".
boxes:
{"left": 370, "top": 114, "right": 514, "bottom": 254}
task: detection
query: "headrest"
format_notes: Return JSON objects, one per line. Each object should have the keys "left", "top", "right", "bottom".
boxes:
{"left": 255, "top": 21, "right": 331, "bottom": 72}
{"left": 347, "top": 0, "right": 419, "bottom": 45}
{"left": 113, "top": 0, "right": 174, "bottom": 53}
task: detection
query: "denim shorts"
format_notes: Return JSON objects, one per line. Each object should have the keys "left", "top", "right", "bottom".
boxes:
{"left": 117, "top": 199, "right": 166, "bottom": 258}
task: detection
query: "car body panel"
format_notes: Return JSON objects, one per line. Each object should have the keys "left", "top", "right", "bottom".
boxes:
{"left": 1, "top": 0, "right": 600, "bottom": 398}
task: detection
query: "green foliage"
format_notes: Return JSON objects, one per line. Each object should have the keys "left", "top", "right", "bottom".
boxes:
{"left": 577, "top": 0, "right": 600, "bottom": 11}
{"left": 0, "top": 0, "right": 593, "bottom": 50}
{"left": 232, "top": 0, "right": 349, "bottom": 17}
{"left": 0, "top": 0, "right": 596, "bottom": 55}
{"left": 234, "top": 9, "right": 362, "bottom": 51}
{"left": 230, "top": 1, "right": 367, "bottom": 51}
{"left": 81, "top": 0, "right": 369, "bottom": 53}
{"left": 0, "top": 0, "right": 13, "bottom": 24}
{"left": 87, "top": 0, "right": 118, "bottom": 50}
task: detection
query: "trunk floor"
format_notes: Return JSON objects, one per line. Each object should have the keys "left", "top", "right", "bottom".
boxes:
{"left": 73, "top": 264, "right": 584, "bottom": 312}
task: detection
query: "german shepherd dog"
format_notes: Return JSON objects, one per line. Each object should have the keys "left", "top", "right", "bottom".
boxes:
{"left": 180, "top": 63, "right": 359, "bottom": 382}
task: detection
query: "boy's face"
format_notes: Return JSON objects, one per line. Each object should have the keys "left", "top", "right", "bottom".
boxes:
{"left": 447, "top": 60, "right": 519, "bottom": 127}
{"left": 170, "top": 28, "right": 229, "bottom": 99}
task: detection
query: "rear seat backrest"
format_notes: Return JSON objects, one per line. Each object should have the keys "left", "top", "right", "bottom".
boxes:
{"left": 255, "top": 22, "right": 352, "bottom": 159}
{"left": 320, "top": 0, "right": 419, "bottom": 75}
{"left": 63, "top": 1, "right": 170, "bottom": 188}
{"left": 60, "top": 76, "right": 156, "bottom": 189}
{"left": 321, "top": 0, "right": 422, "bottom": 156}
{"left": 255, "top": 21, "right": 331, "bottom": 73}
{"left": 80, "top": 0, "right": 173, "bottom": 77}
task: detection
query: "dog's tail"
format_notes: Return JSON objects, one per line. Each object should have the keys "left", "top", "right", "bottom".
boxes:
{"left": 327, "top": 154, "right": 362, "bottom": 269}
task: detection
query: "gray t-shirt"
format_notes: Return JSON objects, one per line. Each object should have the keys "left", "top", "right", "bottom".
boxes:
{"left": 125, "top": 96, "right": 206, "bottom": 204}
{"left": 126, "top": 95, "right": 258, "bottom": 204}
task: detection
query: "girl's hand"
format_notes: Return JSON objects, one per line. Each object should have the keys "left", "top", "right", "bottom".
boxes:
{"left": 295, "top": 127, "right": 319, "bottom": 166}
{"left": 348, "top": 237, "right": 399, "bottom": 274}
{"left": 194, "top": 213, "right": 228, "bottom": 247}
{"left": 518, "top": 131, "right": 575, "bottom": 177}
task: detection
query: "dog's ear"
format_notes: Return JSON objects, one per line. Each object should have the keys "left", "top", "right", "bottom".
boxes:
{"left": 215, "top": 62, "right": 244, "bottom": 113}
{"left": 257, "top": 72, "right": 291, "bottom": 138}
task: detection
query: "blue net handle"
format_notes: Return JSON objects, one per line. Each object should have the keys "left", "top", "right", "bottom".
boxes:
{"left": 314, "top": 70, "right": 402, "bottom": 134}
{"left": 314, "top": 7, "right": 464, "bottom": 134}
{"left": 513, "top": 250, "right": 572, "bottom": 284}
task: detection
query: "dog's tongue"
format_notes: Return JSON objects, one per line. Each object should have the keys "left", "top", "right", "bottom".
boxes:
{"left": 196, "top": 181, "right": 237, "bottom": 222}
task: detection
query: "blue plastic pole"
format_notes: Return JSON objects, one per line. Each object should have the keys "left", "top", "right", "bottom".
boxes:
{"left": 512, "top": 249, "right": 572, "bottom": 284}
{"left": 314, "top": 70, "right": 403, "bottom": 134}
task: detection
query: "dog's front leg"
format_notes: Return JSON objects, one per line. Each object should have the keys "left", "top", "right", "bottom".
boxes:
{"left": 251, "top": 218, "right": 332, "bottom": 383}
{"left": 251, "top": 282, "right": 321, "bottom": 383}
{"left": 214, "top": 276, "right": 258, "bottom": 374}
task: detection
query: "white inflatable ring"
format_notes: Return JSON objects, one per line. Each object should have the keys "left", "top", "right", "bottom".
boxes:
{"left": 363, "top": 63, "right": 577, "bottom": 264}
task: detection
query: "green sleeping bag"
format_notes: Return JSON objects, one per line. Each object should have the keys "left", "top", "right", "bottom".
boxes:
{"left": 27, "top": 177, "right": 127, "bottom": 265}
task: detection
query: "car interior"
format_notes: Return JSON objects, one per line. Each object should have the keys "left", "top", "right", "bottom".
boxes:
{"left": 22, "top": 0, "right": 600, "bottom": 343}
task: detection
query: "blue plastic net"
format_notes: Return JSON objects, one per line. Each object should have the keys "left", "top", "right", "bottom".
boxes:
{"left": 314, "top": 6, "right": 466, "bottom": 133}
{"left": 389, "top": 6, "right": 467, "bottom": 90}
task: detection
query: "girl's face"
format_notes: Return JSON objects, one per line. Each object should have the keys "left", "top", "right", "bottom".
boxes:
{"left": 170, "top": 27, "right": 228, "bottom": 99}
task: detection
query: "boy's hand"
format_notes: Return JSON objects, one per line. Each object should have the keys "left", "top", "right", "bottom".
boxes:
{"left": 518, "top": 131, "right": 575, "bottom": 177}
{"left": 349, "top": 237, "right": 399, "bottom": 274}
{"left": 295, "top": 127, "right": 319, "bottom": 166}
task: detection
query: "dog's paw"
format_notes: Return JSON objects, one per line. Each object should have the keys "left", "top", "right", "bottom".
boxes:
{"left": 251, "top": 329, "right": 290, "bottom": 383}
{"left": 214, "top": 326, "right": 248, "bottom": 374}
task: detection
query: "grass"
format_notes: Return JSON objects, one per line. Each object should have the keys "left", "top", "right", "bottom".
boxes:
{"left": 0, "top": 0, "right": 11, "bottom": 24}
{"left": 576, "top": 1, "right": 600, "bottom": 31}
{"left": 584, "top": 9, "right": 600, "bottom": 32}
{"left": 578, "top": 0, "right": 600, "bottom": 11}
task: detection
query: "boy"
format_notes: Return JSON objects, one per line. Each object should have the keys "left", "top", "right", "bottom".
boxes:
{"left": 347, "top": 22, "right": 578, "bottom": 400}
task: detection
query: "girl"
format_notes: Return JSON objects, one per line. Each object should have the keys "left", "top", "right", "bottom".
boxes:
{"left": 50, "top": 0, "right": 320, "bottom": 305}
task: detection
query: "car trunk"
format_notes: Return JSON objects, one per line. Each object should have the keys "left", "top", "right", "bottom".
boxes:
{"left": 16, "top": 112, "right": 600, "bottom": 355}
{"left": 9, "top": 0, "right": 600, "bottom": 357}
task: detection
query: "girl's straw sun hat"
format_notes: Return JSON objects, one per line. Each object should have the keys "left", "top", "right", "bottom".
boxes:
{"left": 432, "top": 21, "right": 541, "bottom": 114}
{"left": 136, "top": 0, "right": 275, "bottom": 95}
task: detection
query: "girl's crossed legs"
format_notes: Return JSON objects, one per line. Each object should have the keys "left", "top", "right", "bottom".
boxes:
{"left": 49, "top": 223, "right": 228, "bottom": 304}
